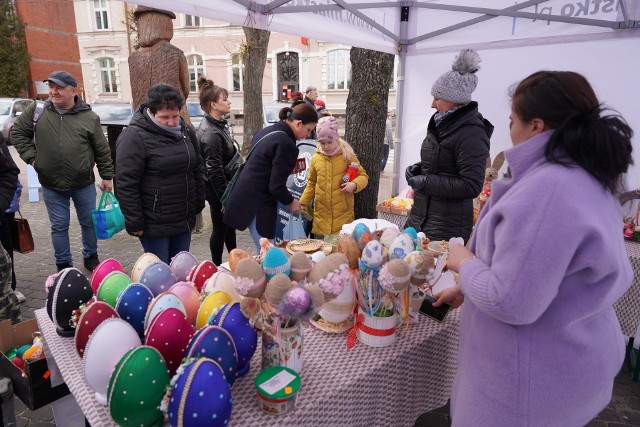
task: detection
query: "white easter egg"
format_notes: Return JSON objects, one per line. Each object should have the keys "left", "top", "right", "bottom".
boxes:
{"left": 389, "top": 234, "right": 414, "bottom": 260}
{"left": 380, "top": 227, "right": 401, "bottom": 250}
{"left": 361, "top": 240, "right": 384, "bottom": 268}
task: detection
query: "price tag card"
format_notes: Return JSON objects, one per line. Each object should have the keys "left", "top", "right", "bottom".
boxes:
{"left": 258, "top": 370, "right": 297, "bottom": 395}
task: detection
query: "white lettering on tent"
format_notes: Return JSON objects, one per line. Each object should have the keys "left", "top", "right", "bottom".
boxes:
{"left": 284, "top": 0, "right": 375, "bottom": 30}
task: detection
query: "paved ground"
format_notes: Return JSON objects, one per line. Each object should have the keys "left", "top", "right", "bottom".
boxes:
{"left": 5, "top": 146, "right": 639, "bottom": 426}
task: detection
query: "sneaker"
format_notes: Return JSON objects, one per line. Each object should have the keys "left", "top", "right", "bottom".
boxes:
{"left": 83, "top": 253, "right": 100, "bottom": 272}
{"left": 14, "top": 291, "right": 26, "bottom": 303}
{"left": 56, "top": 262, "right": 72, "bottom": 272}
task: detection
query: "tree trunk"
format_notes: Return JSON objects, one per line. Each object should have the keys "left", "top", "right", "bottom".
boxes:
{"left": 241, "top": 27, "right": 271, "bottom": 155}
{"left": 345, "top": 47, "right": 395, "bottom": 220}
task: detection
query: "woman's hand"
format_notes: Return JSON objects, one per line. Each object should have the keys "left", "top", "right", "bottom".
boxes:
{"left": 289, "top": 199, "right": 302, "bottom": 214}
{"left": 131, "top": 230, "right": 143, "bottom": 236}
{"left": 447, "top": 244, "right": 476, "bottom": 273}
{"left": 434, "top": 285, "right": 464, "bottom": 309}
{"left": 340, "top": 182, "right": 356, "bottom": 193}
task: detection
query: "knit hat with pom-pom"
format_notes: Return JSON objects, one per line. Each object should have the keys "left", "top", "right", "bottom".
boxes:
{"left": 431, "top": 49, "right": 481, "bottom": 104}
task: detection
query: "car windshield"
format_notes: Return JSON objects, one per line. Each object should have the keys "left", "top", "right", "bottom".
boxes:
{"left": 264, "top": 106, "right": 281, "bottom": 124}
{"left": 92, "top": 104, "right": 133, "bottom": 121}
{"left": 187, "top": 103, "right": 205, "bottom": 118}
{"left": 0, "top": 102, "right": 11, "bottom": 116}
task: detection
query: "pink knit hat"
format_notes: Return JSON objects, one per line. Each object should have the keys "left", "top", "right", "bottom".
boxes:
{"left": 317, "top": 116, "right": 339, "bottom": 141}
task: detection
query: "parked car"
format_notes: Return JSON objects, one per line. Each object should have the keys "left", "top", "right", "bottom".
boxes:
{"left": 263, "top": 102, "right": 291, "bottom": 128}
{"left": 187, "top": 101, "right": 205, "bottom": 129}
{"left": 91, "top": 102, "right": 134, "bottom": 138}
{"left": 0, "top": 98, "right": 34, "bottom": 144}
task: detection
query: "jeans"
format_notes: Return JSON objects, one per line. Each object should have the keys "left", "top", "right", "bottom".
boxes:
{"left": 248, "top": 217, "right": 262, "bottom": 255}
{"left": 139, "top": 230, "right": 192, "bottom": 264}
{"left": 208, "top": 195, "right": 236, "bottom": 265}
{"left": 42, "top": 184, "right": 97, "bottom": 265}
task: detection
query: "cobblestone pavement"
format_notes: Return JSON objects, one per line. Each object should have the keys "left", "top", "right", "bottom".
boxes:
{"left": 6, "top": 146, "right": 638, "bottom": 426}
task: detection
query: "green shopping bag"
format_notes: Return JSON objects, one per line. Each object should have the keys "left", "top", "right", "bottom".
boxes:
{"left": 92, "top": 191, "right": 126, "bottom": 240}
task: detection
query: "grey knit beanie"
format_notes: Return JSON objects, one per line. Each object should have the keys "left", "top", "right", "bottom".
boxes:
{"left": 431, "top": 49, "right": 481, "bottom": 104}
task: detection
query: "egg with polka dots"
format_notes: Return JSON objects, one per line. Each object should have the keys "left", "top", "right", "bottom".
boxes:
{"left": 144, "top": 308, "right": 194, "bottom": 376}
{"left": 185, "top": 325, "right": 238, "bottom": 386}
{"left": 46, "top": 267, "right": 94, "bottom": 337}
{"left": 210, "top": 302, "right": 257, "bottom": 378}
{"left": 115, "top": 283, "right": 154, "bottom": 338}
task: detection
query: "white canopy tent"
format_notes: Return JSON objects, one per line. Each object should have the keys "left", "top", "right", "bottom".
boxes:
{"left": 129, "top": 0, "right": 640, "bottom": 190}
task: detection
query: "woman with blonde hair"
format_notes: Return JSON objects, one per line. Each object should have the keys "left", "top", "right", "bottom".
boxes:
{"left": 300, "top": 116, "right": 368, "bottom": 237}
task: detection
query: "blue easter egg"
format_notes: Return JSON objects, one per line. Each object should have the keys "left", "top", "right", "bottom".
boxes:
{"left": 168, "top": 358, "right": 232, "bottom": 427}
{"left": 140, "top": 261, "right": 178, "bottom": 296}
{"left": 262, "top": 247, "right": 291, "bottom": 279}
{"left": 211, "top": 302, "right": 257, "bottom": 378}
{"left": 185, "top": 326, "right": 238, "bottom": 386}
{"left": 403, "top": 227, "right": 419, "bottom": 248}
{"left": 115, "top": 283, "right": 154, "bottom": 338}
{"left": 352, "top": 223, "right": 371, "bottom": 243}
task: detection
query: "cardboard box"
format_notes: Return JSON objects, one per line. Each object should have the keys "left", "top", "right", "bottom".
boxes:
{"left": 0, "top": 319, "right": 69, "bottom": 410}
{"left": 375, "top": 203, "right": 390, "bottom": 213}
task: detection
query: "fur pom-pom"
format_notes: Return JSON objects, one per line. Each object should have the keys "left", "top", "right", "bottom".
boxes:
{"left": 452, "top": 48, "right": 481, "bottom": 74}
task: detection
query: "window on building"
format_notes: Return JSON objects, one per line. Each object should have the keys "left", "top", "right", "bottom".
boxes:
{"left": 185, "top": 15, "right": 201, "bottom": 27}
{"left": 94, "top": 0, "right": 109, "bottom": 30}
{"left": 326, "top": 49, "right": 351, "bottom": 90}
{"left": 232, "top": 54, "right": 244, "bottom": 92}
{"left": 99, "top": 58, "right": 118, "bottom": 93}
{"left": 187, "top": 54, "right": 204, "bottom": 93}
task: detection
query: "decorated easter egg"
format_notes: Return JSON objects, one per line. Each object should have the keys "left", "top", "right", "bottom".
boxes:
{"left": 310, "top": 251, "right": 326, "bottom": 264}
{"left": 84, "top": 318, "right": 141, "bottom": 405}
{"left": 131, "top": 253, "right": 161, "bottom": 283}
{"left": 202, "top": 271, "right": 241, "bottom": 301}
{"left": 167, "top": 358, "right": 232, "bottom": 427}
{"left": 379, "top": 259, "right": 412, "bottom": 292}
{"left": 263, "top": 247, "right": 291, "bottom": 279}
{"left": 144, "top": 292, "right": 187, "bottom": 332}
{"left": 405, "top": 251, "right": 435, "bottom": 286}
{"left": 289, "top": 252, "right": 312, "bottom": 282}
{"left": 89, "top": 258, "right": 124, "bottom": 294}
{"left": 107, "top": 346, "right": 169, "bottom": 427}
{"left": 74, "top": 300, "right": 119, "bottom": 358}
{"left": 46, "top": 267, "right": 94, "bottom": 337}
{"left": 403, "top": 227, "right": 419, "bottom": 247}
{"left": 361, "top": 240, "right": 385, "bottom": 268}
{"left": 187, "top": 260, "right": 218, "bottom": 292}
{"left": 168, "top": 282, "right": 200, "bottom": 325}
{"left": 351, "top": 223, "right": 371, "bottom": 246}
{"left": 264, "top": 273, "right": 293, "bottom": 308}
{"left": 196, "top": 291, "right": 232, "bottom": 329}
{"left": 388, "top": 234, "right": 414, "bottom": 260}
{"left": 278, "top": 286, "right": 312, "bottom": 319}
{"left": 169, "top": 251, "right": 198, "bottom": 282}
{"left": 305, "top": 284, "right": 326, "bottom": 317}
{"left": 185, "top": 325, "right": 238, "bottom": 385}
{"left": 307, "top": 253, "right": 350, "bottom": 301}
{"left": 233, "top": 258, "right": 266, "bottom": 298}
{"left": 380, "top": 227, "right": 401, "bottom": 251}
{"left": 337, "top": 235, "right": 361, "bottom": 269}
{"left": 318, "top": 275, "right": 355, "bottom": 323}
{"left": 144, "top": 308, "right": 194, "bottom": 375}
{"left": 96, "top": 271, "right": 131, "bottom": 307}
{"left": 211, "top": 302, "right": 257, "bottom": 378}
{"left": 115, "top": 283, "right": 154, "bottom": 338}
{"left": 228, "top": 248, "right": 250, "bottom": 274}
{"left": 140, "top": 261, "right": 178, "bottom": 296}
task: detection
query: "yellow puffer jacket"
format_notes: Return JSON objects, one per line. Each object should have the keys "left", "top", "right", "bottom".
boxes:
{"left": 300, "top": 150, "right": 368, "bottom": 236}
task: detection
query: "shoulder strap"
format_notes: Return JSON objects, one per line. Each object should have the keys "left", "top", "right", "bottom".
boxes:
{"left": 31, "top": 101, "right": 46, "bottom": 146}
{"left": 246, "top": 130, "right": 286, "bottom": 162}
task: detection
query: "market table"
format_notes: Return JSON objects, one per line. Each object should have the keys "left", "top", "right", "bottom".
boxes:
{"left": 36, "top": 306, "right": 460, "bottom": 427}
{"left": 614, "top": 240, "right": 640, "bottom": 381}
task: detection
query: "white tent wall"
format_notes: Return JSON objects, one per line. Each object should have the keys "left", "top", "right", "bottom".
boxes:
{"left": 400, "top": 32, "right": 640, "bottom": 191}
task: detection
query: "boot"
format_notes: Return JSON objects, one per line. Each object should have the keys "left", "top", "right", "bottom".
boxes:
{"left": 83, "top": 253, "right": 100, "bottom": 272}
{"left": 56, "top": 262, "right": 72, "bottom": 272}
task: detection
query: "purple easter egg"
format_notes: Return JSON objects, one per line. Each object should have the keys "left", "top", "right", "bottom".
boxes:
{"left": 280, "top": 287, "right": 311, "bottom": 318}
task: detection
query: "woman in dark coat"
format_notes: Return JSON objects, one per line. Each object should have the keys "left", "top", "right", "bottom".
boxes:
{"left": 116, "top": 84, "right": 205, "bottom": 263}
{"left": 196, "top": 76, "right": 242, "bottom": 265}
{"left": 406, "top": 49, "right": 492, "bottom": 243}
{"left": 223, "top": 103, "right": 318, "bottom": 244}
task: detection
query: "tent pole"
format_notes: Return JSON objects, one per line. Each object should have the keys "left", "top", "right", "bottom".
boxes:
{"left": 392, "top": 5, "right": 410, "bottom": 197}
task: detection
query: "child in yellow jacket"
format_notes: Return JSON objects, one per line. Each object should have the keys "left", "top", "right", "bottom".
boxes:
{"left": 300, "top": 116, "right": 368, "bottom": 237}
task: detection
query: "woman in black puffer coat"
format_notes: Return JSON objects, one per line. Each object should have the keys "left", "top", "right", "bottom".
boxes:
{"left": 405, "top": 49, "right": 492, "bottom": 243}
{"left": 116, "top": 84, "right": 205, "bottom": 264}
{"left": 196, "top": 76, "right": 242, "bottom": 265}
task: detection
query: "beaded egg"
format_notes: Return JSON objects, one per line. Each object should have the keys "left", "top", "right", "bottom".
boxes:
{"left": 379, "top": 259, "right": 412, "bottom": 292}
{"left": 46, "top": 267, "right": 94, "bottom": 337}
{"left": 144, "top": 307, "right": 194, "bottom": 376}
{"left": 289, "top": 252, "right": 312, "bottom": 282}
{"left": 185, "top": 325, "right": 238, "bottom": 386}
{"left": 114, "top": 283, "right": 154, "bottom": 338}
{"left": 211, "top": 302, "right": 257, "bottom": 378}
{"left": 168, "top": 282, "right": 200, "bottom": 326}
{"left": 201, "top": 271, "right": 241, "bottom": 301}
{"left": 144, "top": 292, "right": 187, "bottom": 332}
{"left": 196, "top": 291, "right": 232, "bottom": 329}
{"left": 74, "top": 299, "right": 119, "bottom": 358}
{"left": 169, "top": 251, "right": 199, "bottom": 282}
{"left": 262, "top": 247, "right": 291, "bottom": 279}
{"left": 89, "top": 258, "right": 124, "bottom": 294}
{"left": 96, "top": 271, "right": 131, "bottom": 307}
{"left": 187, "top": 260, "right": 218, "bottom": 293}
{"left": 233, "top": 258, "right": 267, "bottom": 298}
{"left": 107, "top": 346, "right": 170, "bottom": 427}
{"left": 140, "top": 261, "right": 178, "bottom": 296}
{"left": 264, "top": 273, "right": 293, "bottom": 308}
{"left": 83, "top": 318, "right": 141, "bottom": 405}
{"left": 167, "top": 358, "right": 232, "bottom": 427}
{"left": 131, "top": 253, "right": 161, "bottom": 283}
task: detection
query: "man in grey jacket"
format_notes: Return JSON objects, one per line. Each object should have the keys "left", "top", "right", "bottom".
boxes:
{"left": 11, "top": 71, "right": 114, "bottom": 272}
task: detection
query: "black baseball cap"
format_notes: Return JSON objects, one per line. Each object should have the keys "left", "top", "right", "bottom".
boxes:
{"left": 44, "top": 71, "right": 78, "bottom": 88}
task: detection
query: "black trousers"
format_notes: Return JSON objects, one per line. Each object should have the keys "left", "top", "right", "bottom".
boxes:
{"left": 0, "top": 213, "right": 16, "bottom": 290}
{"left": 208, "top": 195, "right": 236, "bottom": 265}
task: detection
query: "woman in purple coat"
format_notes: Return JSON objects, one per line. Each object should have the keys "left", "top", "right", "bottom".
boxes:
{"left": 435, "top": 71, "right": 633, "bottom": 425}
